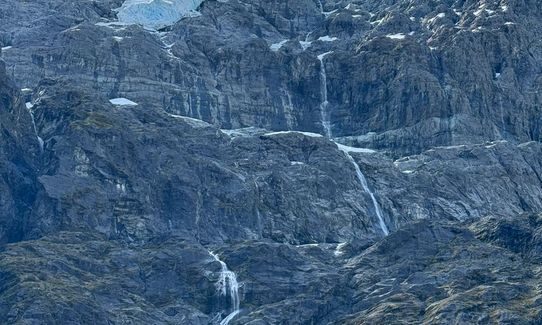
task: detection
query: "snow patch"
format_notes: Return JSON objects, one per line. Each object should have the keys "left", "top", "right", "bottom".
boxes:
{"left": 334, "top": 242, "right": 347, "bottom": 256}
{"left": 263, "top": 131, "right": 324, "bottom": 138}
{"left": 299, "top": 40, "right": 312, "bottom": 51}
{"left": 270, "top": 40, "right": 288, "bottom": 52}
{"left": 95, "top": 21, "right": 129, "bottom": 31}
{"left": 386, "top": 33, "right": 405, "bottom": 40}
{"left": 166, "top": 113, "right": 210, "bottom": 127}
{"left": 335, "top": 143, "right": 376, "bottom": 153}
{"left": 318, "top": 35, "right": 339, "bottom": 42}
{"left": 109, "top": 98, "right": 138, "bottom": 106}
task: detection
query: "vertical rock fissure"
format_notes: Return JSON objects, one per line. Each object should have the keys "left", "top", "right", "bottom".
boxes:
{"left": 209, "top": 251, "right": 240, "bottom": 325}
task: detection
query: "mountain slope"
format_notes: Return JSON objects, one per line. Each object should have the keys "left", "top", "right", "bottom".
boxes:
{"left": 0, "top": 0, "right": 541, "bottom": 324}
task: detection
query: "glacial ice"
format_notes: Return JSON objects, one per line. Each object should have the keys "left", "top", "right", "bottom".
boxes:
{"left": 117, "top": 0, "right": 204, "bottom": 30}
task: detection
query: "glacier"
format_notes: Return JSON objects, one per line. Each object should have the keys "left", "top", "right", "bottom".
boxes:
{"left": 117, "top": 0, "right": 205, "bottom": 30}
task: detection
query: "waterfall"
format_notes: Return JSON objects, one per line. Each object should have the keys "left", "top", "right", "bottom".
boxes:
{"left": 318, "top": 51, "right": 333, "bottom": 138}
{"left": 339, "top": 147, "right": 389, "bottom": 236}
{"left": 26, "top": 103, "right": 44, "bottom": 152}
{"left": 209, "top": 251, "right": 240, "bottom": 325}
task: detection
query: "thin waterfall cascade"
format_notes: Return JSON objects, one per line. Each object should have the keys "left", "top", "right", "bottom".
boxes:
{"left": 209, "top": 251, "right": 240, "bottom": 325}
{"left": 26, "top": 103, "right": 44, "bottom": 152}
{"left": 318, "top": 51, "right": 333, "bottom": 138}
{"left": 338, "top": 147, "right": 390, "bottom": 236}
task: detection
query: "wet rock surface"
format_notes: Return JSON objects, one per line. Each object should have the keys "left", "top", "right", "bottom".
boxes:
{"left": 0, "top": 0, "right": 541, "bottom": 324}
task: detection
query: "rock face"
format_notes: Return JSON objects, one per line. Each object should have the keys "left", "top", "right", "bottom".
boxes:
{"left": 0, "top": 0, "right": 541, "bottom": 324}
{"left": 2, "top": 0, "right": 541, "bottom": 156}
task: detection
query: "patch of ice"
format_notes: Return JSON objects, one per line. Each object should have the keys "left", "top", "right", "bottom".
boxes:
{"left": 117, "top": 0, "right": 204, "bottom": 30}
{"left": 109, "top": 98, "right": 138, "bottom": 106}
{"left": 270, "top": 40, "right": 288, "bottom": 52}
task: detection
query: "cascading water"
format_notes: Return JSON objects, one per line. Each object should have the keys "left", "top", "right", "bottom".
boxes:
{"left": 339, "top": 147, "right": 390, "bottom": 236}
{"left": 26, "top": 103, "right": 44, "bottom": 152}
{"left": 209, "top": 251, "right": 240, "bottom": 325}
{"left": 318, "top": 51, "right": 333, "bottom": 138}
{"left": 316, "top": 49, "right": 389, "bottom": 235}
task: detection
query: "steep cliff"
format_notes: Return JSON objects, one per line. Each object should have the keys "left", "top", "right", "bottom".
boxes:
{"left": 0, "top": 0, "right": 541, "bottom": 324}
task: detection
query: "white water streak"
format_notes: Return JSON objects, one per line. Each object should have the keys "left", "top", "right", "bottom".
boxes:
{"left": 318, "top": 51, "right": 333, "bottom": 138}
{"left": 339, "top": 149, "right": 389, "bottom": 235}
{"left": 209, "top": 251, "right": 240, "bottom": 325}
{"left": 26, "top": 104, "right": 44, "bottom": 152}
